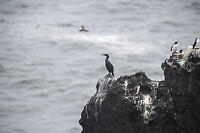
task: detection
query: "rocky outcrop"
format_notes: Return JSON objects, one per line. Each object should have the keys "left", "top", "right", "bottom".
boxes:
{"left": 79, "top": 50, "right": 200, "bottom": 133}
{"left": 161, "top": 50, "right": 200, "bottom": 133}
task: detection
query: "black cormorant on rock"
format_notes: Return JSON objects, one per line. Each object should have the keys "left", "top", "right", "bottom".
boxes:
{"left": 101, "top": 54, "right": 114, "bottom": 76}
{"left": 79, "top": 25, "right": 88, "bottom": 32}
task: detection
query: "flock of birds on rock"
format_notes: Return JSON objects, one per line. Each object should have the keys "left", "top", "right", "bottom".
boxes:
{"left": 171, "top": 38, "right": 200, "bottom": 54}
{"left": 79, "top": 25, "right": 199, "bottom": 77}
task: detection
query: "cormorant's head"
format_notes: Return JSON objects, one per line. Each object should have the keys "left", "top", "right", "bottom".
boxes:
{"left": 101, "top": 54, "right": 109, "bottom": 59}
{"left": 180, "top": 49, "right": 183, "bottom": 53}
{"left": 175, "top": 41, "right": 178, "bottom": 44}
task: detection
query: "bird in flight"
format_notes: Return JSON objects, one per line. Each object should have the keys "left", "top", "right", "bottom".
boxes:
{"left": 79, "top": 25, "right": 88, "bottom": 32}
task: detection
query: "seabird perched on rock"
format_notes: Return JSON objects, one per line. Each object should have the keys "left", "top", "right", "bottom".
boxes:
{"left": 178, "top": 49, "right": 184, "bottom": 59}
{"left": 136, "top": 85, "right": 140, "bottom": 94}
{"left": 188, "top": 38, "right": 200, "bottom": 51}
{"left": 79, "top": 25, "right": 88, "bottom": 32}
{"left": 171, "top": 41, "right": 178, "bottom": 53}
{"left": 101, "top": 54, "right": 114, "bottom": 76}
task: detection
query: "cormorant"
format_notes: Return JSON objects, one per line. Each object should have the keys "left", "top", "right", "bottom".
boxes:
{"left": 101, "top": 54, "right": 114, "bottom": 76}
{"left": 79, "top": 25, "right": 88, "bottom": 32}
{"left": 171, "top": 41, "right": 178, "bottom": 53}
{"left": 179, "top": 49, "right": 183, "bottom": 53}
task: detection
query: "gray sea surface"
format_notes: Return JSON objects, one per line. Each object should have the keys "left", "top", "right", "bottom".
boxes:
{"left": 0, "top": 0, "right": 199, "bottom": 133}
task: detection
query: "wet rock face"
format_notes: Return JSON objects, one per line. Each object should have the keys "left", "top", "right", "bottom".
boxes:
{"left": 80, "top": 50, "right": 200, "bottom": 133}
{"left": 161, "top": 50, "right": 200, "bottom": 133}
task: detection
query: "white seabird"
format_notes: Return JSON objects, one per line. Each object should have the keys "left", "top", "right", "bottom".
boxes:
{"left": 136, "top": 85, "right": 140, "bottom": 94}
{"left": 188, "top": 45, "right": 193, "bottom": 51}
{"left": 171, "top": 41, "right": 178, "bottom": 53}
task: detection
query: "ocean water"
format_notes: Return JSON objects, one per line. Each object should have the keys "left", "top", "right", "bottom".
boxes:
{"left": 0, "top": 0, "right": 199, "bottom": 132}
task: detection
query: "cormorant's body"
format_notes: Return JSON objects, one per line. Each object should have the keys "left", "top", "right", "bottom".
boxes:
{"left": 101, "top": 54, "right": 114, "bottom": 76}
{"left": 105, "top": 59, "right": 114, "bottom": 76}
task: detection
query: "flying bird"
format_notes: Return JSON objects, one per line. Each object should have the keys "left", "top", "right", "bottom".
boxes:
{"left": 101, "top": 54, "right": 114, "bottom": 76}
{"left": 79, "top": 25, "right": 88, "bottom": 32}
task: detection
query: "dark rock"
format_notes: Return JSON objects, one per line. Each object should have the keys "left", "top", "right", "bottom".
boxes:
{"left": 79, "top": 50, "right": 200, "bottom": 133}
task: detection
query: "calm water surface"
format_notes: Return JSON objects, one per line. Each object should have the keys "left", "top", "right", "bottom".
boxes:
{"left": 0, "top": 0, "right": 200, "bottom": 132}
